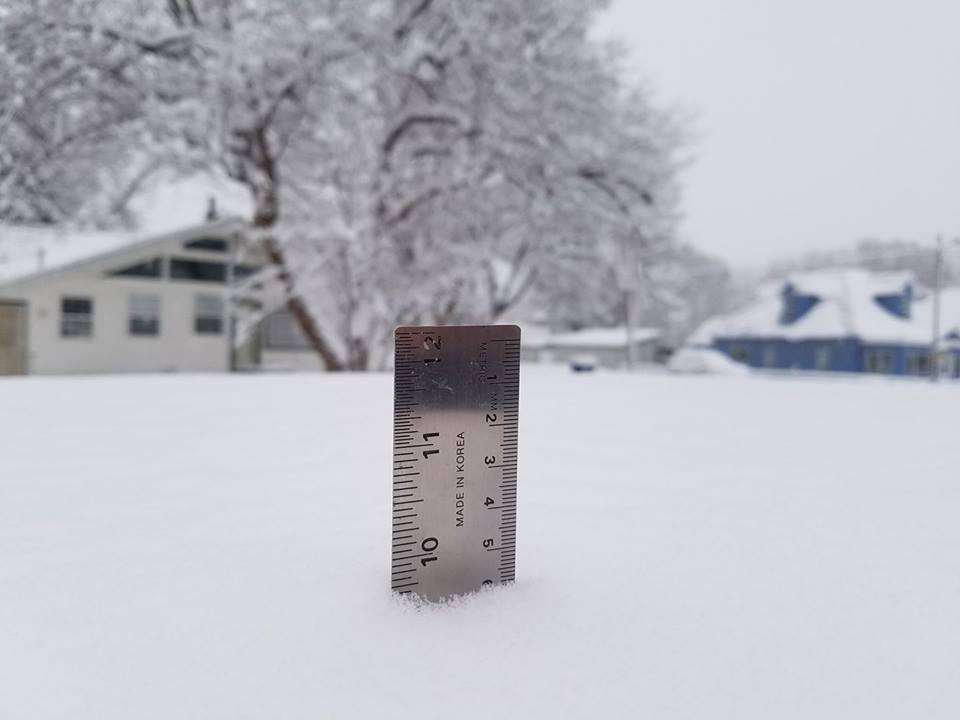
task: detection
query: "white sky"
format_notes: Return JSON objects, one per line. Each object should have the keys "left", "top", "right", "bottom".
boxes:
{"left": 595, "top": 0, "right": 960, "bottom": 267}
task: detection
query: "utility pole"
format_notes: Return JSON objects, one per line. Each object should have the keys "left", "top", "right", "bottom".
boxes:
{"left": 227, "top": 231, "right": 239, "bottom": 373}
{"left": 930, "top": 234, "right": 943, "bottom": 382}
{"left": 620, "top": 231, "right": 639, "bottom": 372}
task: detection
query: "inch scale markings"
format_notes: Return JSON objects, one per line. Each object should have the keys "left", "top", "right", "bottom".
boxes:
{"left": 391, "top": 325, "right": 521, "bottom": 601}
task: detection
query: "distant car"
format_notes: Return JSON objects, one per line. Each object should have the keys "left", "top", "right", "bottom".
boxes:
{"left": 667, "top": 347, "right": 750, "bottom": 376}
{"left": 569, "top": 354, "right": 598, "bottom": 372}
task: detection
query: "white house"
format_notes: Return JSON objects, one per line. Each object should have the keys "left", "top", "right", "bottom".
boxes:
{"left": 256, "top": 310, "right": 327, "bottom": 371}
{"left": 521, "top": 325, "right": 660, "bottom": 369}
{"left": 0, "top": 219, "right": 267, "bottom": 375}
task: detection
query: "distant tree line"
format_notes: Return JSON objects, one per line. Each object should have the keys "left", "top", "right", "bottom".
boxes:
{"left": 766, "top": 238, "right": 959, "bottom": 292}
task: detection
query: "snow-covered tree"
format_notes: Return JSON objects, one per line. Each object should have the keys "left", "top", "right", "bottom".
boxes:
{"left": 0, "top": 0, "right": 167, "bottom": 221}
{"left": 1, "top": 0, "right": 687, "bottom": 369}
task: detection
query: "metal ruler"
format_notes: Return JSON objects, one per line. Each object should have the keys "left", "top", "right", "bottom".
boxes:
{"left": 392, "top": 325, "right": 520, "bottom": 601}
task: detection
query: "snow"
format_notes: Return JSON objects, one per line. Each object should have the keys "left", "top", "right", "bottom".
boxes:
{"left": 690, "top": 269, "right": 945, "bottom": 346}
{"left": 127, "top": 171, "right": 253, "bottom": 237}
{"left": 668, "top": 347, "right": 750, "bottom": 375}
{"left": 538, "top": 326, "right": 660, "bottom": 349}
{"left": 0, "top": 225, "right": 131, "bottom": 285}
{"left": 930, "top": 288, "right": 960, "bottom": 339}
{"left": 2, "top": 369, "right": 959, "bottom": 719}
{"left": 0, "top": 172, "right": 252, "bottom": 287}
{"left": 788, "top": 269, "right": 913, "bottom": 300}
{"left": 514, "top": 324, "right": 660, "bottom": 351}
{"left": 513, "top": 322, "right": 553, "bottom": 349}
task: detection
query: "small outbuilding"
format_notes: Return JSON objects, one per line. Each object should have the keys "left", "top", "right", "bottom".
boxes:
{"left": 521, "top": 326, "right": 660, "bottom": 369}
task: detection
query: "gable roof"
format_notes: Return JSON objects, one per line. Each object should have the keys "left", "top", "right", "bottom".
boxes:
{"left": 541, "top": 326, "right": 660, "bottom": 349}
{"left": 0, "top": 218, "right": 246, "bottom": 288}
{"left": 689, "top": 269, "right": 939, "bottom": 346}
{"left": 0, "top": 225, "right": 131, "bottom": 285}
{"left": 0, "top": 172, "right": 254, "bottom": 288}
{"left": 785, "top": 269, "right": 913, "bottom": 300}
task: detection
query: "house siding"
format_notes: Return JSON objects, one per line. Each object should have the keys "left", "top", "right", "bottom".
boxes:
{"left": 714, "top": 336, "right": 960, "bottom": 376}
{"left": 714, "top": 337, "right": 861, "bottom": 372}
{"left": 694, "top": 271, "right": 960, "bottom": 379}
{"left": 540, "top": 341, "right": 657, "bottom": 369}
{"left": 0, "top": 223, "right": 253, "bottom": 375}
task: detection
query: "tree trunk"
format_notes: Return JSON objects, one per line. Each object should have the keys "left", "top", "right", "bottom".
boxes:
{"left": 255, "top": 207, "right": 345, "bottom": 371}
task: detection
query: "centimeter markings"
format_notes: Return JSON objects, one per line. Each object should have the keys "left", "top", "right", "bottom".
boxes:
{"left": 391, "top": 326, "right": 521, "bottom": 600}
{"left": 392, "top": 329, "right": 431, "bottom": 593}
{"left": 495, "top": 338, "right": 520, "bottom": 583}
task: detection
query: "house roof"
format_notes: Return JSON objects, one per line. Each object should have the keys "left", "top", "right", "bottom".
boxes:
{"left": 539, "top": 326, "right": 660, "bottom": 349}
{"left": 514, "top": 323, "right": 553, "bottom": 349}
{"left": 0, "top": 174, "right": 252, "bottom": 288}
{"left": 0, "top": 218, "right": 247, "bottom": 288}
{"left": 0, "top": 225, "right": 133, "bottom": 285}
{"left": 786, "top": 269, "right": 913, "bottom": 300}
{"left": 689, "top": 269, "right": 943, "bottom": 346}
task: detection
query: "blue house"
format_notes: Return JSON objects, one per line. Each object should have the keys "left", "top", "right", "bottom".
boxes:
{"left": 688, "top": 270, "right": 960, "bottom": 377}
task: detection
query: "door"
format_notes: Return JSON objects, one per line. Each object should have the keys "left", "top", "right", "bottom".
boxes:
{"left": 0, "top": 301, "right": 27, "bottom": 375}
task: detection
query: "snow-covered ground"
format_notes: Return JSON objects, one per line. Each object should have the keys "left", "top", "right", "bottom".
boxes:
{"left": 1, "top": 368, "right": 958, "bottom": 719}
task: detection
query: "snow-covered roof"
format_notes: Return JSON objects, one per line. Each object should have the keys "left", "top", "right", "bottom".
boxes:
{"left": 0, "top": 225, "right": 133, "bottom": 285}
{"left": 786, "top": 269, "right": 913, "bottom": 300}
{"left": 0, "top": 173, "right": 252, "bottom": 287}
{"left": 0, "top": 218, "right": 247, "bottom": 288}
{"left": 514, "top": 323, "right": 553, "bottom": 349}
{"left": 542, "top": 326, "right": 660, "bottom": 349}
{"left": 689, "top": 269, "right": 938, "bottom": 346}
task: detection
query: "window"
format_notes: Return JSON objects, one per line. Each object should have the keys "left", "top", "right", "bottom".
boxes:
{"left": 108, "top": 257, "right": 162, "bottom": 279}
{"left": 814, "top": 346, "right": 831, "bottom": 371}
{"left": 184, "top": 238, "right": 230, "bottom": 253}
{"left": 864, "top": 349, "right": 894, "bottom": 374}
{"left": 61, "top": 296, "right": 93, "bottom": 337}
{"left": 170, "top": 258, "right": 226, "bottom": 283}
{"left": 194, "top": 294, "right": 224, "bottom": 335}
{"left": 762, "top": 345, "right": 777, "bottom": 368}
{"left": 728, "top": 343, "right": 748, "bottom": 363}
{"left": 233, "top": 264, "right": 261, "bottom": 280}
{"left": 128, "top": 293, "right": 160, "bottom": 336}
{"left": 906, "top": 352, "right": 931, "bottom": 376}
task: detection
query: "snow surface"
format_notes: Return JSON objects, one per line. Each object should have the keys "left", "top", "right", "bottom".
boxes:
{"left": 2, "top": 369, "right": 959, "bottom": 719}
{"left": 667, "top": 347, "right": 750, "bottom": 375}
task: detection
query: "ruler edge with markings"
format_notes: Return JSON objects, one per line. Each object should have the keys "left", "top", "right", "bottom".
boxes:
{"left": 391, "top": 324, "right": 521, "bottom": 599}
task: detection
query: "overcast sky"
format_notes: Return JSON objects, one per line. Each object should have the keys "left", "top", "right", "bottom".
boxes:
{"left": 595, "top": 0, "right": 960, "bottom": 267}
